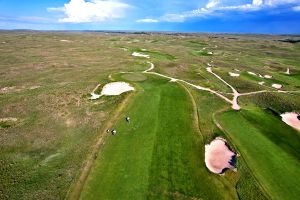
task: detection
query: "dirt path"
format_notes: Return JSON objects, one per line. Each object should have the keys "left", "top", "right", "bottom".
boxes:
{"left": 66, "top": 93, "right": 134, "bottom": 200}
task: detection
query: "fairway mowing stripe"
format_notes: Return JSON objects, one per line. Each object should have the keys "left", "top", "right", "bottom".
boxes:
{"left": 212, "top": 110, "right": 272, "bottom": 200}
{"left": 178, "top": 82, "right": 204, "bottom": 142}
{"left": 66, "top": 93, "right": 134, "bottom": 200}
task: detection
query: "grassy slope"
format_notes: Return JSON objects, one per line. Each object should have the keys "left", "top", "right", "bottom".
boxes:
{"left": 80, "top": 75, "right": 237, "bottom": 200}
{"left": 217, "top": 108, "right": 300, "bottom": 200}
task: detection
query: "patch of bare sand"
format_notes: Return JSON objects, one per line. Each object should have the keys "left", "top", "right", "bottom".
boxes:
{"left": 272, "top": 83, "right": 282, "bottom": 89}
{"left": 228, "top": 72, "right": 240, "bottom": 77}
{"left": 281, "top": 112, "right": 300, "bottom": 131}
{"left": 205, "top": 137, "right": 237, "bottom": 174}
{"left": 0, "top": 117, "right": 18, "bottom": 122}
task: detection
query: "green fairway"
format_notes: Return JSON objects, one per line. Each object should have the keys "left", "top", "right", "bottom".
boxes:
{"left": 80, "top": 74, "right": 237, "bottom": 200}
{"left": 217, "top": 108, "right": 300, "bottom": 200}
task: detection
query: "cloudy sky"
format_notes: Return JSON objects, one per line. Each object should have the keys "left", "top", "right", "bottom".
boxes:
{"left": 0, "top": 0, "right": 300, "bottom": 33}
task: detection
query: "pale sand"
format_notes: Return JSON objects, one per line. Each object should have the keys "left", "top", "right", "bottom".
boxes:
{"left": 228, "top": 72, "right": 240, "bottom": 77}
{"left": 60, "top": 40, "right": 71, "bottom": 42}
{"left": 90, "top": 82, "right": 134, "bottom": 100}
{"left": 0, "top": 117, "right": 18, "bottom": 122}
{"left": 247, "top": 71, "right": 257, "bottom": 76}
{"left": 207, "top": 51, "right": 213, "bottom": 55}
{"left": 264, "top": 75, "right": 272, "bottom": 79}
{"left": 205, "top": 137, "right": 236, "bottom": 174}
{"left": 132, "top": 52, "right": 150, "bottom": 58}
{"left": 272, "top": 84, "right": 282, "bottom": 89}
{"left": 101, "top": 82, "right": 134, "bottom": 96}
{"left": 280, "top": 112, "right": 300, "bottom": 131}
{"left": 285, "top": 68, "right": 290, "bottom": 75}
{"left": 258, "top": 81, "right": 265, "bottom": 85}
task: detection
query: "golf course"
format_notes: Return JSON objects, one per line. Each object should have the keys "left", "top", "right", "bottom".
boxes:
{"left": 1, "top": 31, "right": 300, "bottom": 200}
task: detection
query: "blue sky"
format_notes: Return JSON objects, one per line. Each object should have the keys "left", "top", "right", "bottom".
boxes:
{"left": 0, "top": 0, "right": 300, "bottom": 33}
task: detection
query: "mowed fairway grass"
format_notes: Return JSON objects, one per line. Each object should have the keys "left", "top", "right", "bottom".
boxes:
{"left": 217, "top": 108, "right": 300, "bottom": 200}
{"left": 80, "top": 74, "right": 237, "bottom": 200}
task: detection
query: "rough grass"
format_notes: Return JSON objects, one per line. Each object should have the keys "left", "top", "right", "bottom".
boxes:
{"left": 1, "top": 31, "right": 300, "bottom": 199}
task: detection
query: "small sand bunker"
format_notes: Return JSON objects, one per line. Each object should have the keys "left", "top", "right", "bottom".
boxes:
{"left": 272, "top": 84, "right": 282, "bottom": 89}
{"left": 132, "top": 52, "right": 150, "bottom": 58}
{"left": 207, "top": 51, "right": 213, "bottom": 55}
{"left": 229, "top": 72, "right": 240, "bottom": 77}
{"left": 101, "top": 82, "right": 134, "bottom": 96}
{"left": 281, "top": 112, "right": 300, "bottom": 131}
{"left": 247, "top": 71, "right": 257, "bottom": 76}
{"left": 258, "top": 81, "right": 265, "bottom": 85}
{"left": 205, "top": 137, "right": 237, "bottom": 174}
{"left": 60, "top": 39, "right": 71, "bottom": 42}
{"left": 0, "top": 117, "right": 18, "bottom": 122}
{"left": 264, "top": 75, "right": 272, "bottom": 79}
{"left": 285, "top": 68, "right": 290, "bottom": 75}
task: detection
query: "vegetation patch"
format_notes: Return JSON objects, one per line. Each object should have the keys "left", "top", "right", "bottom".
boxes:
{"left": 121, "top": 73, "right": 147, "bottom": 82}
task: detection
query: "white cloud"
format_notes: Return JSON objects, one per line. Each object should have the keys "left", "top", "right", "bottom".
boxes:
{"left": 136, "top": 18, "right": 159, "bottom": 23}
{"left": 157, "top": 0, "right": 300, "bottom": 23}
{"left": 48, "top": 0, "right": 131, "bottom": 23}
{"left": 206, "top": 0, "right": 220, "bottom": 9}
{"left": 264, "top": 0, "right": 300, "bottom": 6}
{"left": 293, "top": 5, "right": 300, "bottom": 10}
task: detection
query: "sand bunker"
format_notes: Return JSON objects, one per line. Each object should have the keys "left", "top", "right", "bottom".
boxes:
{"left": 132, "top": 52, "right": 150, "bottom": 58}
{"left": 258, "top": 81, "right": 265, "bottom": 85}
{"left": 228, "top": 72, "right": 240, "bottom": 77}
{"left": 205, "top": 137, "right": 237, "bottom": 174}
{"left": 101, "top": 82, "right": 134, "bottom": 96}
{"left": 285, "top": 68, "right": 290, "bottom": 75}
{"left": 60, "top": 40, "right": 71, "bottom": 42}
{"left": 272, "top": 84, "right": 282, "bottom": 89}
{"left": 90, "top": 82, "right": 134, "bottom": 100}
{"left": 207, "top": 51, "right": 213, "bottom": 55}
{"left": 247, "top": 71, "right": 257, "bottom": 76}
{"left": 281, "top": 112, "right": 300, "bottom": 131}
{"left": 264, "top": 75, "right": 272, "bottom": 79}
{"left": 0, "top": 117, "right": 18, "bottom": 122}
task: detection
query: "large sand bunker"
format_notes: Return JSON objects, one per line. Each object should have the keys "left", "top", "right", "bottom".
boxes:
{"left": 205, "top": 137, "right": 237, "bottom": 174}
{"left": 90, "top": 82, "right": 134, "bottom": 100}
{"left": 101, "top": 82, "right": 134, "bottom": 96}
{"left": 281, "top": 112, "right": 300, "bottom": 131}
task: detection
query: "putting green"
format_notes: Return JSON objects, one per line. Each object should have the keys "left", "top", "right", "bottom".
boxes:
{"left": 121, "top": 73, "right": 147, "bottom": 82}
{"left": 217, "top": 108, "right": 300, "bottom": 200}
{"left": 80, "top": 75, "right": 237, "bottom": 200}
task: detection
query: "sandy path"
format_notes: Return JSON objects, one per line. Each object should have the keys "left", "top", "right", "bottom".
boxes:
{"left": 143, "top": 62, "right": 300, "bottom": 111}
{"left": 143, "top": 63, "right": 231, "bottom": 104}
{"left": 66, "top": 93, "right": 134, "bottom": 200}
{"left": 206, "top": 67, "right": 241, "bottom": 110}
